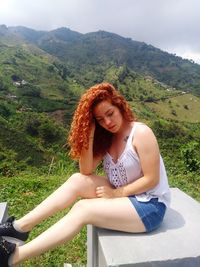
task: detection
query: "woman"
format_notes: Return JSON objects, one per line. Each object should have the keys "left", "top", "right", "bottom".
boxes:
{"left": 0, "top": 82, "right": 170, "bottom": 266}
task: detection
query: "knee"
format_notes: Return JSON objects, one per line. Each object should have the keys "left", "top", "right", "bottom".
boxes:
{"left": 68, "top": 172, "right": 84, "bottom": 184}
{"left": 71, "top": 199, "right": 92, "bottom": 225}
{"left": 67, "top": 172, "right": 91, "bottom": 196}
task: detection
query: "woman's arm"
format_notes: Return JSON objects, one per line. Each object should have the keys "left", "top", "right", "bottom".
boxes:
{"left": 79, "top": 122, "right": 102, "bottom": 175}
{"left": 119, "top": 124, "right": 160, "bottom": 196}
{"left": 96, "top": 124, "right": 160, "bottom": 198}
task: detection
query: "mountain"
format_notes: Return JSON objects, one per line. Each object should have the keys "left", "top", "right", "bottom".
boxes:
{"left": 2, "top": 25, "right": 199, "bottom": 96}
{"left": 0, "top": 25, "right": 200, "bottom": 122}
{"left": 40, "top": 29, "right": 200, "bottom": 96}
{"left": 0, "top": 25, "right": 200, "bottom": 176}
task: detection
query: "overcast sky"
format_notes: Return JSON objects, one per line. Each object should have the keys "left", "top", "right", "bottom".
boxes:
{"left": 0, "top": 0, "right": 200, "bottom": 64}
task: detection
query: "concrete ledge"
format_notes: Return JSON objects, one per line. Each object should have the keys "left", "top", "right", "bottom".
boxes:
{"left": 0, "top": 202, "right": 8, "bottom": 223}
{"left": 87, "top": 188, "right": 200, "bottom": 267}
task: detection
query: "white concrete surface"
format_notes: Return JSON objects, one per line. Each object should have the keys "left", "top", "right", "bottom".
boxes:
{"left": 0, "top": 202, "right": 8, "bottom": 223}
{"left": 87, "top": 188, "right": 200, "bottom": 267}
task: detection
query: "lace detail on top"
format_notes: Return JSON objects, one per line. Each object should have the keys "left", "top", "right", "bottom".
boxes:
{"left": 104, "top": 160, "right": 128, "bottom": 188}
{"left": 118, "top": 162, "right": 128, "bottom": 185}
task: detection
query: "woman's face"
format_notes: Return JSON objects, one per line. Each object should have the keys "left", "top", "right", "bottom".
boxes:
{"left": 93, "top": 100, "right": 123, "bottom": 133}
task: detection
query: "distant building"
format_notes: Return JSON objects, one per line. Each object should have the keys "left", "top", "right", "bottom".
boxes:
{"left": 13, "top": 79, "right": 28, "bottom": 86}
{"left": 7, "top": 94, "right": 17, "bottom": 99}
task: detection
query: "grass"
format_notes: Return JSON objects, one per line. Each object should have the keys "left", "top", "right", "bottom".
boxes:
{"left": 0, "top": 170, "right": 87, "bottom": 267}
{"left": 146, "top": 93, "right": 200, "bottom": 122}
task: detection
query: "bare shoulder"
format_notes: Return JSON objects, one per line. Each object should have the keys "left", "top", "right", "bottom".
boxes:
{"left": 133, "top": 123, "right": 158, "bottom": 149}
{"left": 134, "top": 123, "right": 155, "bottom": 138}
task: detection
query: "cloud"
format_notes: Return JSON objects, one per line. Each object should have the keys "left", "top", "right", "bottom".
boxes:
{"left": 0, "top": 0, "right": 199, "bottom": 63}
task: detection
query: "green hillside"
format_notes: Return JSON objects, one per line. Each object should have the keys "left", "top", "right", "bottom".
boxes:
{"left": 0, "top": 41, "right": 82, "bottom": 118}
{"left": 0, "top": 43, "right": 68, "bottom": 97}
{"left": 146, "top": 93, "right": 200, "bottom": 122}
{"left": 17, "top": 27, "right": 200, "bottom": 96}
{"left": 1, "top": 25, "right": 200, "bottom": 96}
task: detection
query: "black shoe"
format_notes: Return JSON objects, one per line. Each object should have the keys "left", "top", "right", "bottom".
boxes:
{"left": 0, "top": 216, "right": 29, "bottom": 242}
{"left": 0, "top": 236, "right": 16, "bottom": 267}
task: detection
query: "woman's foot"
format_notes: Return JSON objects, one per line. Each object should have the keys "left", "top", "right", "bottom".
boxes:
{"left": 0, "top": 217, "right": 29, "bottom": 242}
{"left": 0, "top": 236, "right": 16, "bottom": 267}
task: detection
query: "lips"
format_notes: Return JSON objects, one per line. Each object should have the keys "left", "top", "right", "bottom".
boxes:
{"left": 108, "top": 125, "right": 116, "bottom": 131}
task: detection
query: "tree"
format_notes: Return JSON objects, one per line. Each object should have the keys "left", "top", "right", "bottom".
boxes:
{"left": 19, "top": 84, "right": 41, "bottom": 97}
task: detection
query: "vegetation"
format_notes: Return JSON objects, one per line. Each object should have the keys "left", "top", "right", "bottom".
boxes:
{"left": 0, "top": 24, "right": 199, "bottom": 266}
{"left": 0, "top": 170, "right": 88, "bottom": 267}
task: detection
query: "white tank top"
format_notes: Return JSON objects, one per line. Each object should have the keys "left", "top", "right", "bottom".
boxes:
{"left": 103, "top": 122, "right": 171, "bottom": 207}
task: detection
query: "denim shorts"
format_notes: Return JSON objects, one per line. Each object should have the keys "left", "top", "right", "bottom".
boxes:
{"left": 128, "top": 196, "right": 166, "bottom": 232}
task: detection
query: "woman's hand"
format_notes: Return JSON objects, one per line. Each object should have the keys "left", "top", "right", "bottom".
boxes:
{"left": 96, "top": 186, "right": 123, "bottom": 198}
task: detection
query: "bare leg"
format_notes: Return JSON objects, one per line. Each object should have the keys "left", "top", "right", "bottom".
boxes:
{"left": 12, "top": 197, "right": 146, "bottom": 265}
{"left": 16, "top": 173, "right": 111, "bottom": 232}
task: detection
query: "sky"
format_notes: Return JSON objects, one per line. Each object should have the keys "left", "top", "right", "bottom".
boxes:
{"left": 0, "top": 0, "right": 200, "bottom": 64}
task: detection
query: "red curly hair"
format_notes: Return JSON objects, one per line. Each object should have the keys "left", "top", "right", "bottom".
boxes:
{"left": 68, "top": 82, "right": 135, "bottom": 159}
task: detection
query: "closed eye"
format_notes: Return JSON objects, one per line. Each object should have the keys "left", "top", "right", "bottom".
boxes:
{"left": 96, "top": 117, "right": 103, "bottom": 123}
{"left": 107, "top": 111, "right": 114, "bottom": 117}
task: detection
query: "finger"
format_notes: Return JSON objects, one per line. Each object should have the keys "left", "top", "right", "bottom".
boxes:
{"left": 96, "top": 186, "right": 104, "bottom": 192}
{"left": 96, "top": 192, "right": 104, "bottom": 198}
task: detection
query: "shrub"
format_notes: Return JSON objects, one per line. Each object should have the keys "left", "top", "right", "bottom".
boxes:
{"left": 0, "top": 103, "right": 12, "bottom": 118}
{"left": 181, "top": 141, "right": 200, "bottom": 173}
{"left": 152, "top": 120, "right": 186, "bottom": 138}
{"left": 19, "top": 84, "right": 41, "bottom": 97}
{"left": 25, "top": 118, "right": 41, "bottom": 136}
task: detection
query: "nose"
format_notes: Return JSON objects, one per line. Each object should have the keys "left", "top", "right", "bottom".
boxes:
{"left": 104, "top": 117, "right": 111, "bottom": 126}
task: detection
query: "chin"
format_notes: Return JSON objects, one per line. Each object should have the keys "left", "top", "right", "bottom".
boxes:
{"left": 109, "top": 126, "right": 119, "bottom": 133}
